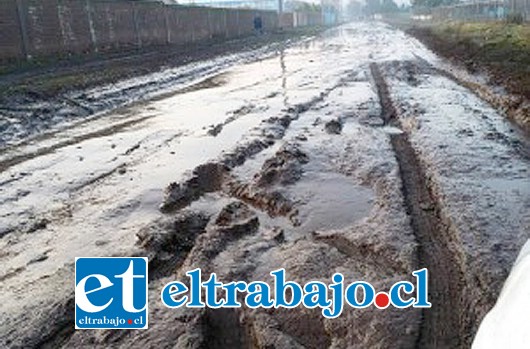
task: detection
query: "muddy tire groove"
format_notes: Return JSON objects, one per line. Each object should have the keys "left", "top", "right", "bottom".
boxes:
{"left": 371, "top": 62, "right": 469, "bottom": 348}
{"left": 312, "top": 232, "right": 407, "bottom": 275}
{"left": 20, "top": 297, "right": 75, "bottom": 349}
{"left": 160, "top": 91, "right": 336, "bottom": 213}
{"left": 0, "top": 115, "right": 154, "bottom": 174}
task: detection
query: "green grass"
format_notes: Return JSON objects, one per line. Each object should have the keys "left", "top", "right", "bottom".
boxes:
{"left": 410, "top": 21, "right": 530, "bottom": 99}
{"left": 434, "top": 22, "right": 530, "bottom": 65}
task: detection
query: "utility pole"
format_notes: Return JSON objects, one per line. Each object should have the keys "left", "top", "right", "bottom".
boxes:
{"left": 278, "top": 0, "right": 283, "bottom": 28}
{"left": 321, "top": 0, "right": 325, "bottom": 25}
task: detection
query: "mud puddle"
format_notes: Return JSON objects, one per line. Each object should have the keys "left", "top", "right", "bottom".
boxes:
{"left": 287, "top": 170, "right": 374, "bottom": 235}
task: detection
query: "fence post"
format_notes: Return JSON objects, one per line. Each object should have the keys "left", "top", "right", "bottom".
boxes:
{"left": 207, "top": 8, "right": 212, "bottom": 39}
{"left": 56, "top": 0, "right": 67, "bottom": 53}
{"left": 132, "top": 2, "right": 142, "bottom": 48}
{"left": 236, "top": 10, "right": 240, "bottom": 36}
{"left": 164, "top": 7, "right": 171, "bottom": 45}
{"left": 85, "top": 0, "right": 98, "bottom": 53}
{"left": 191, "top": 8, "right": 195, "bottom": 42}
{"left": 15, "top": 0, "right": 29, "bottom": 60}
{"left": 224, "top": 8, "right": 228, "bottom": 38}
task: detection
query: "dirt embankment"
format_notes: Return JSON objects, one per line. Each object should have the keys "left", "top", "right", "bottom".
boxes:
{"left": 406, "top": 22, "right": 530, "bottom": 131}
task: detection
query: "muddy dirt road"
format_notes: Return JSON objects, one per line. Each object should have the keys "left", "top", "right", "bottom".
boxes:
{"left": 1, "top": 22, "right": 529, "bottom": 348}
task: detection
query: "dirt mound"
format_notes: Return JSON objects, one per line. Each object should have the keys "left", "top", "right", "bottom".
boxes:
{"left": 225, "top": 180, "right": 298, "bottom": 223}
{"left": 324, "top": 119, "right": 343, "bottom": 134}
{"left": 160, "top": 163, "right": 230, "bottom": 212}
{"left": 256, "top": 143, "right": 309, "bottom": 187}
{"left": 137, "top": 211, "right": 211, "bottom": 279}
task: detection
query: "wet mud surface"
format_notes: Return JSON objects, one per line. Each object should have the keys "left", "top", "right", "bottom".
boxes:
{"left": 405, "top": 25, "right": 530, "bottom": 131}
{"left": 0, "top": 22, "right": 529, "bottom": 348}
{"left": 0, "top": 29, "right": 320, "bottom": 149}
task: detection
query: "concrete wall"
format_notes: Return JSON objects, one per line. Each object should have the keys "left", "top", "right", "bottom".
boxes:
{"left": 279, "top": 13, "right": 294, "bottom": 28}
{"left": 293, "top": 11, "right": 322, "bottom": 27}
{"left": 0, "top": 0, "right": 281, "bottom": 63}
{"left": 0, "top": 0, "right": 25, "bottom": 59}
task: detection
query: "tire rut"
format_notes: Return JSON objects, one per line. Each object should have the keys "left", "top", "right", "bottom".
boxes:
{"left": 0, "top": 115, "right": 154, "bottom": 174}
{"left": 370, "top": 62, "right": 469, "bottom": 348}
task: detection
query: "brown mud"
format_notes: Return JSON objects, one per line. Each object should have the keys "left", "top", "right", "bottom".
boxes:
{"left": 406, "top": 24, "right": 530, "bottom": 132}
{"left": 0, "top": 28, "right": 322, "bottom": 148}
{"left": 371, "top": 62, "right": 468, "bottom": 348}
{"left": 43, "top": 63, "right": 419, "bottom": 349}
{"left": 2, "top": 22, "right": 529, "bottom": 349}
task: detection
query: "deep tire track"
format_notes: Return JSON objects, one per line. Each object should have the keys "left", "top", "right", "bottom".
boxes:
{"left": 370, "top": 62, "right": 469, "bottom": 348}
{"left": 0, "top": 115, "right": 154, "bottom": 174}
